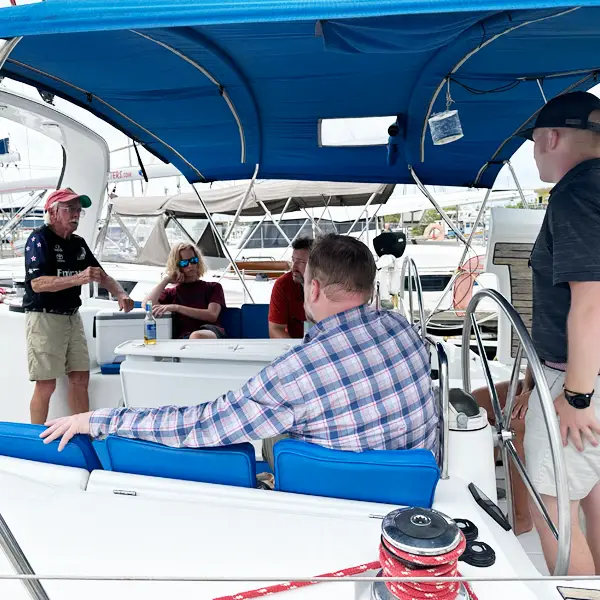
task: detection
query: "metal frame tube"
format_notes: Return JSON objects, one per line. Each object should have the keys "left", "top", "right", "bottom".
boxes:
{"left": 461, "top": 287, "right": 571, "bottom": 576}
{"left": 536, "top": 79, "right": 548, "bottom": 104}
{"left": 0, "top": 511, "right": 51, "bottom": 600}
{"left": 192, "top": 185, "right": 255, "bottom": 303}
{"left": 426, "top": 338, "right": 450, "bottom": 480}
{"left": 277, "top": 197, "right": 293, "bottom": 225}
{"left": 302, "top": 208, "right": 325, "bottom": 235}
{"left": 506, "top": 160, "right": 530, "bottom": 208}
{"left": 223, "top": 164, "right": 259, "bottom": 244}
{"left": 130, "top": 30, "right": 248, "bottom": 163}
{"left": 399, "top": 256, "right": 426, "bottom": 340}
{"left": 346, "top": 191, "right": 378, "bottom": 237}
{"left": 257, "top": 200, "right": 292, "bottom": 246}
{"left": 409, "top": 167, "right": 468, "bottom": 244}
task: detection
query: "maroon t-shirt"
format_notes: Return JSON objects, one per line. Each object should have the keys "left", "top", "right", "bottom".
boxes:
{"left": 159, "top": 280, "right": 226, "bottom": 339}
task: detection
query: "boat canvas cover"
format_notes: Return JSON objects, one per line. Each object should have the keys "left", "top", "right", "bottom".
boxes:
{"left": 2, "top": 1, "right": 600, "bottom": 187}
{"left": 110, "top": 180, "right": 394, "bottom": 217}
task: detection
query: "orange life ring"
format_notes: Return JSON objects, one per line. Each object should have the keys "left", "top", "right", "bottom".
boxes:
{"left": 423, "top": 222, "right": 445, "bottom": 241}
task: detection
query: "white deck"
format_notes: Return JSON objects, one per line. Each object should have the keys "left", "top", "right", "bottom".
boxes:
{"left": 0, "top": 457, "right": 588, "bottom": 600}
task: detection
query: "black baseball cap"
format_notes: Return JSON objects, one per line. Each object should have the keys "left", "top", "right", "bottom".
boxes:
{"left": 517, "top": 91, "right": 600, "bottom": 140}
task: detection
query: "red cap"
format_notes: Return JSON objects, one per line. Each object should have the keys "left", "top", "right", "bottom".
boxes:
{"left": 44, "top": 188, "right": 92, "bottom": 211}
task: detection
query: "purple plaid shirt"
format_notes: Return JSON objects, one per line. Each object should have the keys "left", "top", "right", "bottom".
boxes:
{"left": 90, "top": 305, "right": 438, "bottom": 453}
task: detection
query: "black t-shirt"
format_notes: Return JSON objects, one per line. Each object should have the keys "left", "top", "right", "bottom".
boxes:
{"left": 530, "top": 158, "right": 600, "bottom": 363}
{"left": 23, "top": 225, "right": 100, "bottom": 313}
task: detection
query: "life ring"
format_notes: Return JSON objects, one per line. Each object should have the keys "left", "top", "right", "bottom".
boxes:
{"left": 452, "top": 254, "right": 485, "bottom": 316}
{"left": 422, "top": 222, "right": 445, "bottom": 241}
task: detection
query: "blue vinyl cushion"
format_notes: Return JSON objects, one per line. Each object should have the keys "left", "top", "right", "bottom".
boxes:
{"left": 100, "top": 363, "right": 121, "bottom": 375}
{"left": 0, "top": 422, "right": 101, "bottom": 471}
{"left": 220, "top": 306, "right": 242, "bottom": 338}
{"left": 241, "top": 304, "right": 270, "bottom": 339}
{"left": 93, "top": 436, "right": 256, "bottom": 488}
{"left": 274, "top": 440, "right": 439, "bottom": 507}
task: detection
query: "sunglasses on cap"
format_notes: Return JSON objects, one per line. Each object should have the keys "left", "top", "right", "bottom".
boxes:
{"left": 178, "top": 256, "right": 199, "bottom": 268}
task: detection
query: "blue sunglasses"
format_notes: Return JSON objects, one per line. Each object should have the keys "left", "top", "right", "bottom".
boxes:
{"left": 178, "top": 256, "right": 199, "bottom": 268}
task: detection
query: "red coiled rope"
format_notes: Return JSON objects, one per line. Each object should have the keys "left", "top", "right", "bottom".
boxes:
{"left": 379, "top": 533, "right": 477, "bottom": 600}
{"left": 214, "top": 534, "right": 478, "bottom": 600}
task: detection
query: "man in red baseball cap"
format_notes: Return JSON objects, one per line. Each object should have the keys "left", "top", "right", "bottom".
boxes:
{"left": 23, "top": 188, "right": 133, "bottom": 425}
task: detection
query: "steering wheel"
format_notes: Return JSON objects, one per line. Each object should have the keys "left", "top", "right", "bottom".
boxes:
{"left": 461, "top": 288, "right": 571, "bottom": 576}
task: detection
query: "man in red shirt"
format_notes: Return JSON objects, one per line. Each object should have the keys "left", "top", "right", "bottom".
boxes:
{"left": 268, "top": 237, "right": 313, "bottom": 338}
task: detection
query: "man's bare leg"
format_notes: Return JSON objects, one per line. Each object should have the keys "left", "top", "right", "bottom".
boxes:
{"left": 530, "top": 494, "right": 595, "bottom": 575}
{"left": 580, "top": 482, "right": 600, "bottom": 574}
{"left": 30, "top": 379, "right": 56, "bottom": 424}
{"left": 67, "top": 370, "right": 90, "bottom": 415}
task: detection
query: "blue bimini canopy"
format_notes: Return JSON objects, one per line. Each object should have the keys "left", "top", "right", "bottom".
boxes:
{"left": 1, "top": 1, "right": 600, "bottom": 188}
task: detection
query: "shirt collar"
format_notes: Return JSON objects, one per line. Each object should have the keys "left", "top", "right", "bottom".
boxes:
{"left": 550, "top": 158, "right": 600, "bottom": 197}
{"left": 303, "top": 304, "right": 370, "bottom": 343}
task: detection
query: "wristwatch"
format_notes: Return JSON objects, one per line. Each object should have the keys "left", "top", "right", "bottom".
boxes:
{"left": 563, "top": 387, "right": 594, "bottom": 409}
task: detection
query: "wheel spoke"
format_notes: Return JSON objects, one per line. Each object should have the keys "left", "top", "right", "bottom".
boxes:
{"left": 500, "top": 444, "right": 515, "bottom": 529}
{"left": 506, "top": 440, "right": 558, "bottom": 539}
{"left": 470, "top": 313, "right": 505, "bottom": 431}
{"left": 504, "top": 344, "right": 523, "bottom": 423}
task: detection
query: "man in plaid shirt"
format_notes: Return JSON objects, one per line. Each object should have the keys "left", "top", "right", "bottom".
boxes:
{"left": 42, "top": 234, "right": 438, "bottom": 461}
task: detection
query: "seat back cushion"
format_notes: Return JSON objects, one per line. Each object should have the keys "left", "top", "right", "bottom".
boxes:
{"left": 0, "top": 422, "right": 101, "bottom": 471}
{"left": 94, "top": 436, "right": 256, "bottom": 487}
{"left": 220, "top": 307, "right": 242, "bottom": 338}
{"left": 241, "top": 304, "right": 270, "bottom": 339}
{"left": 274, "top": 439, "right": 439, "bottom": 507}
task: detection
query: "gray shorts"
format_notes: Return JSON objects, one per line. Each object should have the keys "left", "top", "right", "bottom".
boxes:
{"left": 25, "top": 311, "right": 89, "bottom": 381}
{"left": 524, "top": 365, "right": 600, "bottom": 500}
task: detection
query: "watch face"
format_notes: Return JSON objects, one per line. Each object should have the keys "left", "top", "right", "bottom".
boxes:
{"left": 568, "top": 394, "right": 591, "bottom": 409}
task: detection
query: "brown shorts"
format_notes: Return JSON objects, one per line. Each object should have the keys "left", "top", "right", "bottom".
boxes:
{"left": 25, "top": 311, "right": 89, "bottom": 381}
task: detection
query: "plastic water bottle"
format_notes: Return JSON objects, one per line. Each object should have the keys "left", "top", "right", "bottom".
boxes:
{"left": 144, "top": 301, "right": 157, "bottom": 345}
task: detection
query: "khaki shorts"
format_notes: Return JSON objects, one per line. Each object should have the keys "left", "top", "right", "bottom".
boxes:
{"left": 525, "top": 365, "right": 600, "bottom": 501}
{"left": 25, "top": 311, "right": 89, "bottom": 381}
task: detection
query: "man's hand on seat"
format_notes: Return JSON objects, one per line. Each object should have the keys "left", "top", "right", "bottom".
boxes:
{"left": 40, "top": 413, "right": 93, "bottom": 451}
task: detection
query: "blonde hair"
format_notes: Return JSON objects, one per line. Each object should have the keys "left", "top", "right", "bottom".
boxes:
{"left": 166, "top": 242, "right": 206, "bottom": 280}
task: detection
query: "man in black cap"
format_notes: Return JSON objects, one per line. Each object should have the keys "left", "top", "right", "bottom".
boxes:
{"left": 518, "top": 91, "right": 600, "bottom": 575}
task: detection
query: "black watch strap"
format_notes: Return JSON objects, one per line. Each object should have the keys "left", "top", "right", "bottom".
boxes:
{"left": 563, "top": 387, "right": 594, "bottom": 409}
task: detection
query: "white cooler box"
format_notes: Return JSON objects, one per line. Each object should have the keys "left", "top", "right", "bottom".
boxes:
{"left": 94, "top": 308, "right": 172, "bottom": 365}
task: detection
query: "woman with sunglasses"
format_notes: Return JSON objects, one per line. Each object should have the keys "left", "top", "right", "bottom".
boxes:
{"left": 143, "top": 243, "right": 226, "bottom": 339}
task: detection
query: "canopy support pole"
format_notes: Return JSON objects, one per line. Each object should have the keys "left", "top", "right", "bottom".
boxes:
{"left": 112, "top": 214, "right": 141, "bottom": 252}
{"left": 506, "top": 160, "right": 530, "bottom": 208}
{"left": 0, "top": 38, "right": 21, "bottom": 71}
{"left": 94, "top": 201, "right": 113, "bottom": 260}
{"left": 536, "top": 79, "right": 548, "bottom": 104}
{"left": 424, "top": 187, "right": 493, "bottom": 326}
{"left": 170, "top": 215, "right": 200, "bottom": 247}
{"left": 193, "top": 184, "right": 255, "bottom": 303}
{"left": 257, "top": 200, "right": 292, "bottom": 246}
{"left": 346, "top": 191, "right": 378, "bottom": 237}
{"left": 409, "top": 167, "right": 468, "bottom": 244}
{"left": 223, "top": 164, "right": 259, "bottom": 244}
{"left": 302, "top": 208, "right": 325, "bottom": 235}
{"left": 280, "top": 218, "right": 311, "bottom": 261}
{"left": 358, "top": 202, "right": 384, "bottom": 244}
{"left": 277, "top": 198, "right": 293, "bottom": 224}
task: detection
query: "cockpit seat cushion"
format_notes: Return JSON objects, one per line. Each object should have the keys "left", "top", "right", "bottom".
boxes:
{"left": 0, "top": 421, "right": 101, "bottom": 472}
{"left": 274, "top": 440, "right": 439, "bottom": 507}
{"left": 220, "top": 306, "right": 242, "bottom": 338}
{"left": 241, "top": 303, "right": 270, "bottom": 339}
{"left": 93, "top": 435, "right": 257, "bottom": 488}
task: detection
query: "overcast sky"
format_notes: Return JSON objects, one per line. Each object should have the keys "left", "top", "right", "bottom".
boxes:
{"left": 0, "top": 77, "right": 597, "bottom": 204}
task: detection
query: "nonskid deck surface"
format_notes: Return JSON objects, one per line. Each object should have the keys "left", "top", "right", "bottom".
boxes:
{"left": 0, "top": 458, "right": 589, "bottom": 600}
